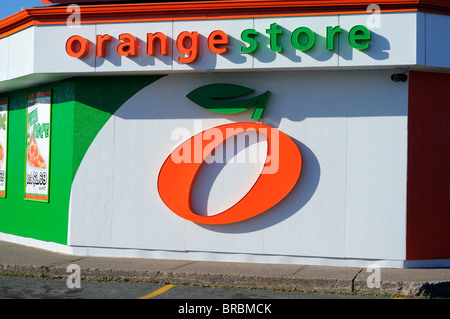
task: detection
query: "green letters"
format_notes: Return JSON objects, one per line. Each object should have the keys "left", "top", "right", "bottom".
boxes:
{"left": 326, "top": 26, "right": 341, "bottom": 51}
{"left": 240, "top": 24, "right": 371, "bottom": 55}
{"left": 266, "top": 23, "right": 283, "bottom": 52}
{"left": 241, "top": 29, "right": 259, "bottom": 53}
{"left": 27, "top": 109, "right": 38, "bottom": 129}
{"left": 0, "top": 114, "right": 6, "bottom": 130}
{"left": 33, "top": 123, "right": 50, "bottom": 139}
{"left": 291, "top": 27, "right": 315, "bottom": 51}
{"left": 348, "top": 25, "right": 371, "bottom": 50}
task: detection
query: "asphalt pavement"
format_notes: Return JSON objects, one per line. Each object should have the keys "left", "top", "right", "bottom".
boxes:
{"left": 0, "top": 240, "right": 449, "bottom": 298}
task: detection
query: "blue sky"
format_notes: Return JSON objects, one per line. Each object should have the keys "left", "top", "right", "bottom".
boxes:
{"left": 0, "top": 1, "right": 51, "bottom": 21}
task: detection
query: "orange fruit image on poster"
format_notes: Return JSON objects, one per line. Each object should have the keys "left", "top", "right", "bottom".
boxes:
{"left": 27, "top": 133, "right": 46, "bottom": 169}
{"left": 0, "top": 143, "right": 5, "bottom": 167}
{"left": 0, "top": 142, "right": 4, "bottom": 168}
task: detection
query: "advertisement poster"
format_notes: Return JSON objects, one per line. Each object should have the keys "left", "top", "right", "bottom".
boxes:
{"left": 0, "top": 98, "right": 7, "bottom": 198}
{"left": 25, "top": 92, "right": 51, "bottom": 202}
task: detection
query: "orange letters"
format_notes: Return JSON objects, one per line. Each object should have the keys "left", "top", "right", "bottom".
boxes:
{"left": 96, "top": 34, "right": 112, "bottom": 57}
{"left": 117, "top": 33, "right": 139, "bottom": 56}
{"left": 208, "top": 30, "right": 229, "bottom": 54}
{"left": 147, "top": 32, "right": 169, "bottom": 56}
{"left": 66, "top": 29, "right": 229, "bottom": 63}
{"left": 66, "top": 35, "right": 90, "bottom": 58}
{"left": 176, "top": 31, "right": 200, "bottom": 63}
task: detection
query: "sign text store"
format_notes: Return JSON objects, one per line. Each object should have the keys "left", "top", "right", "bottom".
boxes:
{"left": 66, "top": 23, "right": 372, "bottom": 62}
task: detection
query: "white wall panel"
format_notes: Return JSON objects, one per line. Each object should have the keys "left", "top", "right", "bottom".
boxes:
{"left": 109, "top": 110, "right": 190, "bottom": 251}
{"left": 68, "top": 119, "right": 115, "bottom": 247}
{"left": 344, "top": 72, "right": 408, "bottom": 259}
{"left": 0, "top": 37, "right": 8, "bottom": 82}
{"left": 339, "top": 12, "right": 418, "bottom": 67}
{"left": 8, "top": 27, "right": 35, "bottom": 79}
{"left": 34, "top": 25, "right": 97, "bottom": 74}
{"left": 180, "top": 72, "right": 348, "bottom": 258}
{"left": 416, "top": 12, "right": 426, "bottom": 66}
{"left": 69, "top": 70, "right": 409, "bottom": 262}
{"left": 425, "top": 13, "right": 450, "bottom": 69}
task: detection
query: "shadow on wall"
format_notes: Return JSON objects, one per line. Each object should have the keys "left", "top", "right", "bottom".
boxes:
{"left": 338, "top": 29, "right": 390, "bottom": 61}
{"left": 114, "top": 70, "right": 408, "bottom": 123}
{"left": 196, "top": 139, "right": 320, "bottom": 233}
{"left": 252, "top": 27, "right": 389, "bottom": 63}
{"left": 75, "top": 26, "right": 390, "bottom": 70}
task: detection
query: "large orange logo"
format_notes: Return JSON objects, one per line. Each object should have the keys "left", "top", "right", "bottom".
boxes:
{"left": 157, "top": 84, "right": 302, "bottom": 225}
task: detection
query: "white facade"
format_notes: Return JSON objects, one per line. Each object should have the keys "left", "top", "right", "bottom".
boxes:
{"left": 68, "top": 70, "right": 409, "bottom": 266}
{"left": 1, "top": 9, "right": 449, "bottom": 268}
{"left": 2, "top": 11, "right": 449, "bottom": 93}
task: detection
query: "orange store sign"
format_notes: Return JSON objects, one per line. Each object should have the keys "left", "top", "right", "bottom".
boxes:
{"left": 158, "top": 122, "right": 302, "bottom": 225}
{"left": 65, "top": 24, "right": 371, "bottom": 63}
{"left": 157, "top": 84, "right": 303, "bottom": 225}
{"left": 66, "top": 30, "right": 229, "bottom": 63}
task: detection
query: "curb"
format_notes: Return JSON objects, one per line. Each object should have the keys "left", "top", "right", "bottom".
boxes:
{"left": 1, "top": 263, "right": 449, "bottom": 298}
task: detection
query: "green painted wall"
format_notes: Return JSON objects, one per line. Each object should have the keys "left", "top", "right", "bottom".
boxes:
{"left": 0, "top": 80, "right": 75, "bottom": 244}
{"left": 0, "top": 75, "right": 163, "bottom": 245}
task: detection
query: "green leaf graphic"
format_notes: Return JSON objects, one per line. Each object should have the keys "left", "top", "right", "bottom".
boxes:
{"left": 186, "top": 83, "right": 271, "bottom": 120}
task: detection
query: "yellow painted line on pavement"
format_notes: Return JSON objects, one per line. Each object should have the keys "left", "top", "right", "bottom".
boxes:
{"left": 139, "top": 284, "right": 176, "bottom": 299}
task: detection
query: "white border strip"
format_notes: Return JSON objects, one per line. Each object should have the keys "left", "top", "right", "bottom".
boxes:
{"left": 1, "top": 232, "right": 449, "bottom": 269}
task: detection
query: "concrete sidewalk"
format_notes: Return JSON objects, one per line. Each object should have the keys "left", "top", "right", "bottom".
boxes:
{"left": 0, "top": 240, "right": 449, "bottom": 298}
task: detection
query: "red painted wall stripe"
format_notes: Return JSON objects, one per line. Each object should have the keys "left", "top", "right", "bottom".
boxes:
{"left": 406, "top": 70, "right": 450, "bottom": 260}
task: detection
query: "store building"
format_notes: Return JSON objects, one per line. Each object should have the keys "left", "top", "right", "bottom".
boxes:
{"left": 0, "top": 0, "right": 449, "bottom": 268}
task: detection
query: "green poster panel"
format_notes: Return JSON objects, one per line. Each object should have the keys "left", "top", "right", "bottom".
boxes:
{"left": 0, "top": 98, "right": 7, "bottom": 198}
{"left": 25, "top": 91, "right": 52, "bottom": 202}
